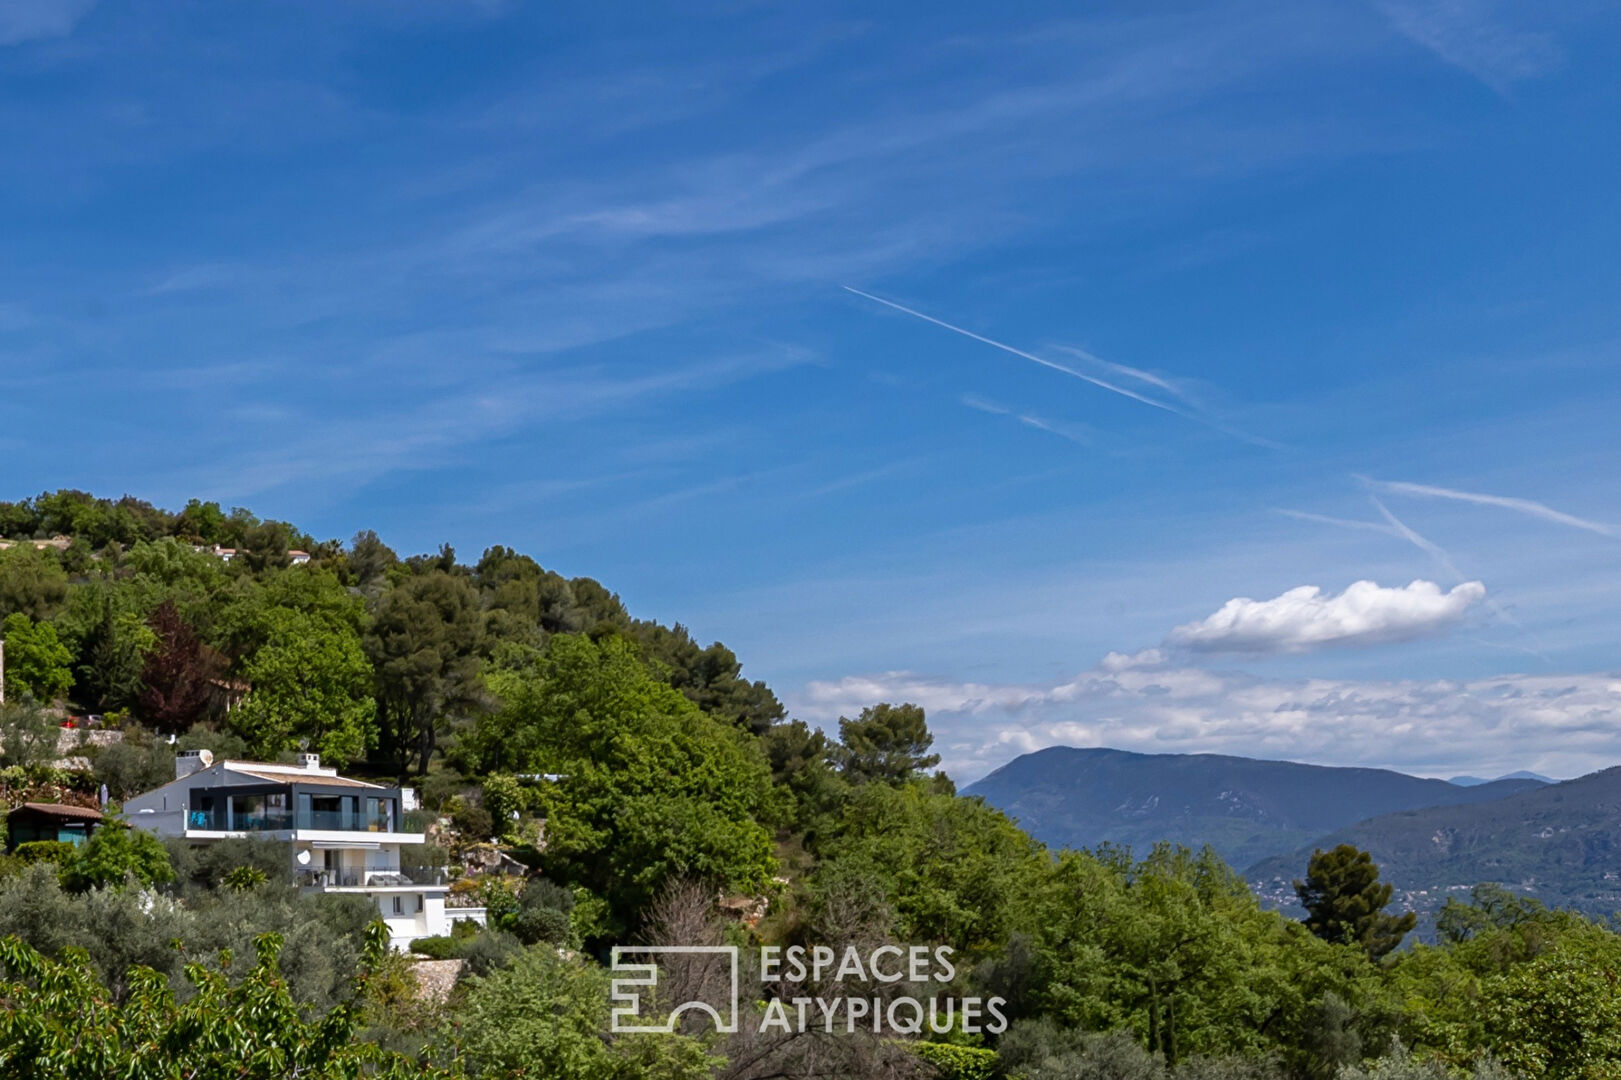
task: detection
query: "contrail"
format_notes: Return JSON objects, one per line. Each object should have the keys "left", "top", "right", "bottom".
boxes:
{"left": 1368, "top": 478, "right": 1616, "bottom": 539}
{"left": 844, "top": 285, "right": 1281, "bottom": 448}
{"left": 1275, "top": 508, "right": 1401, "bottom": 537}
{"left": 843, "top": 286, "right": 1185, "bottom": 414}
{"left": 1278, "top": 503, "right": 1469, "bottom": 587}
{"left": 1369, "top": 495, "right": 1468, "bottom": 584}
{"left": 1371, "top": 495, "right": 1537, "bottom": 648}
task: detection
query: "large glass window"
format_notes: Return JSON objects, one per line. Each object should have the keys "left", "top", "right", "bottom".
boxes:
{"left": 279, "top": 790, "right": 401, "bottom": 831}
{"left": 228, "top": 792, "right": 290, "bottom": 831}
{"left": 364, "top": 796, "right": 392, "bottom": 831}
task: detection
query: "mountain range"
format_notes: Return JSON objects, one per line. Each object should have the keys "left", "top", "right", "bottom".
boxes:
{"left": 1247, "top": 766, "right": 1621, "bottom": 916}
{"left": 962, "top": 746, "right": 1547, "bottom": 882}
{"left": 1449, "top": 771, "right": 1557, "bottom": 787}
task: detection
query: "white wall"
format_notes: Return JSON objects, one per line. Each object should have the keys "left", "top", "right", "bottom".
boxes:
{"left": 126, "top": 808, "right": 186, "bottom": 838}
{"left": 378, "top": 891, "right": 430, "bottom": 949}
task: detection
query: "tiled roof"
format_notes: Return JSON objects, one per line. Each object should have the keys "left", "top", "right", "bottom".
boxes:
{"left": 17, "top": 802, "right": 104, "bottom": 820}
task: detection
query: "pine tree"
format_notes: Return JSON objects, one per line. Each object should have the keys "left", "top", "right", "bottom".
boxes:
{"left": 1294, "top": 843, "right": 1417, "bottom": 960}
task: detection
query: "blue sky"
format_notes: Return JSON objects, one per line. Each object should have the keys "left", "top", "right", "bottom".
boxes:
{"left": 3, "top": 0, "right": 1620, "bottom": 782}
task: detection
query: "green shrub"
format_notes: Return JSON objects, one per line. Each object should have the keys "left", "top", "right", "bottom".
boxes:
{"left": 451, "top": 801, "right": 493, "bottom": 841}
{"left": 58, "top": 821, "right": 175, "bottom": 892}
{"left": 914, "top": 1041, "right": 998, "bottom": 1080}
{"left": 481, "top": 773, "right": 526, "bottom": 833}
{"left": 408, "top": 935, "right": 459, "bottom": 960}
{"left": 13, "top": 840, "right": 77, "bottom": 866}
{"left": 507, "top": 877, "right": 575, "bottom": 946}
{"left": 221, "top": 865, "right": 269, "bottom": 892}
{"left": 458, "top": 928, "right": 521, "bottom": 977}
{"left": 997, "top": 1023, "right": 1166, "bottom": 1080}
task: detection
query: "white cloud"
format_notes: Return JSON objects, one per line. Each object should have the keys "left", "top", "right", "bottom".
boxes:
{"left": 791, "top": 663, "right": 1621, "bottom": 785}
{"left": 1164, "top": 579, "right": 1485, "bottom": 654}
{"left": 1099, "top": 648, "right": 1166, "bottom": 672}
{"left": 0, "top": 0, "right": 95, "bottom": 45}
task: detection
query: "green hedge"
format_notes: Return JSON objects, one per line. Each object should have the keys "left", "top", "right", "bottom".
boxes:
{"left": 14, "top": 840, "right": 78, "bottom": 865}
{"left": 408, "top": 935, "right": 460, "bottom": 960}
{"left": 912, "top": 1042, "right": 998, "bottom": 1080}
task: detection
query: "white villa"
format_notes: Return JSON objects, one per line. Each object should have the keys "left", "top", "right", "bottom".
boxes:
{"left": 126, "top": 749, "right": 474, "bottom": 948}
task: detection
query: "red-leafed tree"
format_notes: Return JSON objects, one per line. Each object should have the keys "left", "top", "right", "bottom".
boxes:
{"left": 138, "top": 600, "right": 224, "bottom": 732}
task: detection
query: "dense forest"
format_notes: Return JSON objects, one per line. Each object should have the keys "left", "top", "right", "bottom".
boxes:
{"left": 1, "top": 489, "right": 1618, "bottom": 1080}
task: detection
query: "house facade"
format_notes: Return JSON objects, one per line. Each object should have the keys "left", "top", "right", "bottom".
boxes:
{"left": 126, "top": 749, "right": 472, "bottom": 947}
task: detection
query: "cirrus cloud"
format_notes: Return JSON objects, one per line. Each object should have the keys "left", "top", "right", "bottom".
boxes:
{"left": 1, "top": 0, "right": 95, "bottom": 45}
{"left": 1164, "top": 579, "right": 1486, "bottom": 655}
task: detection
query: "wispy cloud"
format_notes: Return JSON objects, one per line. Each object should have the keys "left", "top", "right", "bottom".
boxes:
{"left": 1051, "top": 345, "right": 1202, "bottom": 409}
{"left": 807, "top": 458, "right": 927, "bottom": 498}
{"left": 159, "top": 346, "right": 814, "bottom": 502}
{"left": 959, "top": 394, "right": 1093, "bottom": 446}
{"left": 0, "top": 0, "right": 95, "bottom": 45}
{"left": 1368, "top": 477, "right": 1617, "bottom": 538}
{"left": 1017, "top": 414, "right": 1093, "bottom": 446}
{"left": 1376, "top": 0, "right": 1561, "bottom": 93}
{"left": 960, "top": 394, "right": 1012, "bottom": 416}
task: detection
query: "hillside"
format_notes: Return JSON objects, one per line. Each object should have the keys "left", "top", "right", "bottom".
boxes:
{"left": 1247, "top": 766, "right": 1621, "bottom": 917}
{"left": 962, "top": 746, "right": 1545, "bottom": 871}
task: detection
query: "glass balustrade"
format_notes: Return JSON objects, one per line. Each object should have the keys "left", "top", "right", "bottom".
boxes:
{"left": 187, "top": 793, "right": 400, "bottom": 833}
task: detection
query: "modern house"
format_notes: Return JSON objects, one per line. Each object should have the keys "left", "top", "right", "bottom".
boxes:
{"left": 126, "top": 749, "right": 471, "bottom": 947}
{"left": 5, "top": 802, "right": 104, "bottom": 851}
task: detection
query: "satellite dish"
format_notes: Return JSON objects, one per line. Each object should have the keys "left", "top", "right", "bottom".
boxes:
{"left": 296, "top": 849, "right": 312, "bottom": 866}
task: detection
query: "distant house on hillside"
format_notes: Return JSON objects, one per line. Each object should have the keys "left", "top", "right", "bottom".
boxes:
{"left": 287, "top": 550, "right": 311, "bottom": 565}
{"left": 0, "top": 535, "right": 72, "bottom": 552}
{"left": 126, "top": 750, "right": 471, "bottom": 948}
{"left": 5, "top": 802, "right": 103, "bottom": 851}
{"left": 205, "top": 677, "right": 252, "bottom": 714}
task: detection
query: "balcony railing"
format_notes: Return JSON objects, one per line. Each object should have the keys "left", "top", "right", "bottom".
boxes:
{"left": 299, "top": 808, "right": 396, "bottom": 832}
{"left": 296, "top": 867, "right": 450, "bottom": 888}
{"left": 188, "top": 808, "right": 399, "bottom": 833}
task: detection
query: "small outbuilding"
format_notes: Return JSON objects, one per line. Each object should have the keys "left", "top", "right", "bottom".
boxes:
{"left": 5, "top": 802, "right": 104, "bottom": 851}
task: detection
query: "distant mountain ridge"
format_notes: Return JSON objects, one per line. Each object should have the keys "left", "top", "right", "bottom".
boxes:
{"left": 1246, "top": 766, "right": 1621, "bottom": 916}
{"left": 963, "top": 746, "right": 1546, "bottom": 871}
{"left": 1449, "top": 771, "right": 1557, "bottom": 787}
